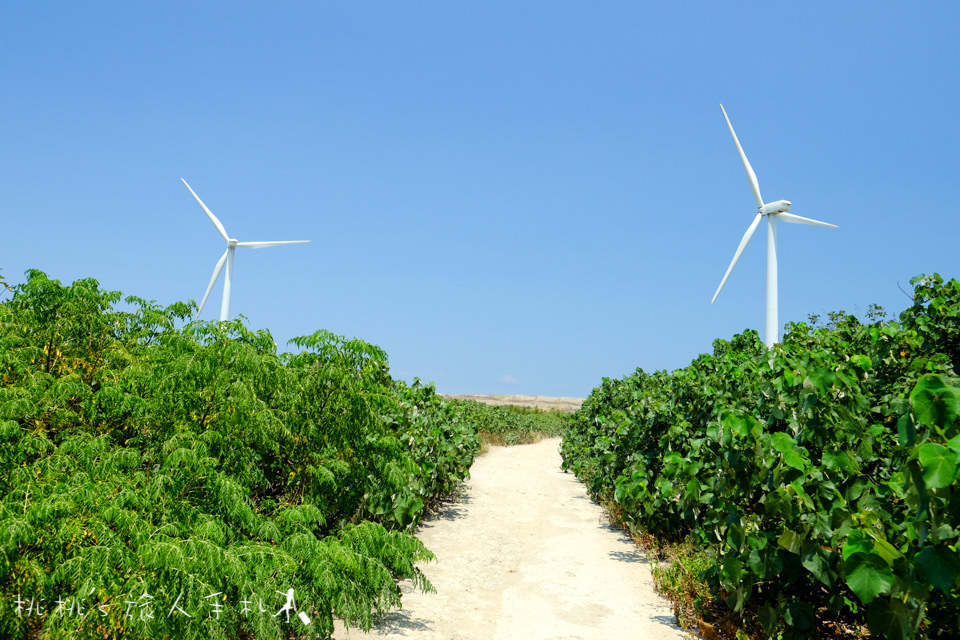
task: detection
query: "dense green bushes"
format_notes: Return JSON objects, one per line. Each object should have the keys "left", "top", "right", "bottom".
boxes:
{"left": 0, "top": 271, "right": 480, "bottom": 639}
{"left": 445, "top": 400, "right": 570, "bottom": 446}
{"left": 561, "top": 275, "right": 960, "bottom": 639}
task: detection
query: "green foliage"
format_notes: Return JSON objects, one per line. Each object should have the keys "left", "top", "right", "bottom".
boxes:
{"left": 562, "top": 274, "right": 960, "bottom": 639}
{"left": 650, "top": 539, "right": 715, "bottom": 631}
{"left": 0, "top": 270, "right": 480, "bottom": 639}
{"left": 446, "top": 400, "right": 571, "bottom": 446}
{"left": 0, "top": 269, "right": 12, "bottom": 295}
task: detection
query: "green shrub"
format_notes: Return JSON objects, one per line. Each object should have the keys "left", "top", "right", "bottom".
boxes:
{"left": 445, "top": 400, "right": 570, "bottom": 446}
{"left": 0, "top": 270, "right": 480, "bottom": 639}
{"left": 562, "top": 275, "right": 960, "bottom": 639}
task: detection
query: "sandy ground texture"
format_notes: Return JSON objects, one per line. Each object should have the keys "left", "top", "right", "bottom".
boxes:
{"left": 334, "top": 438, "right": 689, "bottom": 640}
{"left": 439, "top": 394, "right": 584, "bottom": 412}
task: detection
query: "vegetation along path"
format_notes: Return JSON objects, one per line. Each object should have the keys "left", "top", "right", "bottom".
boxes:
{"left": 336, "top": 437, "right": 687, "bottom": 639}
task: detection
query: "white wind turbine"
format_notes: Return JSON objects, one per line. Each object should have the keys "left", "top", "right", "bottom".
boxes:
{"left": 181, "top": 178, "right": 310, "bottom": 321}
{"left": 711, "top": 105, "right": 837, "bottom": 348}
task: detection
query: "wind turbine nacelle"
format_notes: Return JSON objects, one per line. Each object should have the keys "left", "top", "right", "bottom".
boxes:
{"left": 760, "top": 200, "right": 791, "bottom": 215}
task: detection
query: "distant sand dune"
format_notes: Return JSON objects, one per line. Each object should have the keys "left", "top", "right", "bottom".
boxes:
{"left": 440, "top": 394, "right": 584, "bottom": 413}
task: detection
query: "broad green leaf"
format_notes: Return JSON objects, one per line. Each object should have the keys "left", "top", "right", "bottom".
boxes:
{"left": 726, "top": 523, "right": 745, "bottom": 552}
{"left": 771, "top": 432, "right": 806, "bottom": 470}
{"left": 724, "top": 585, "right": 748, "bottom": 613}
{"left": 866, "top": 598, "right": 910, "bottom": 640}
{"left": 910, "top": 374, "right": 960, "bottom": 429}
{"left": 822, "top": 449, "right": 852, "bottom": 472}
{"left": 842, "top": 529, "right": 874, "bottom": 561}
{"left": 771, "top": 431, "right": 794, "bottom": 453}
{"left": 749, "top": 547, "right": 783, "bottom": 579}
{"left": 850, "top": 354, "right": 872, "bottom": 369}
{"left": 783, "top": 369, "right": 796, "bottom": 387}
{"left": 846, "top": 479, "right": 866, "bottom": 502}
{"left": 720, "top": 556, "right": 743, "bottom": 591}
{"left": 706, "top": 423, "right": 720, "bottom": 442}
{"left": 896, "top": 414, "right": 916, "bottom": 448}
{"left": 758, "top": 602, "right": 779, "bottom": 636}
{"left": 918, "top": 442, "right": 959, "bottom": 489}
{"left": 746, "top": 532, "right": 768, "bottom": 551}
{"left": 867, "top": 534, "right": 903, "bottom": 566}
{"left": 778, "top": 529, "right": 803, "bottom": 555}
{"left": 807, "top": 369, "right": 837, "bottom": 397}
{"left": 913, "top": 545, "right": 960, "bottom": 591}
{"left": 783, "top": 599, "right": 816, "bottom": 632}
{"left": 801, "top": 541, "right": 830, "bottom": 584}
{"left": 844, "top": 551, "right": 894, "bottom": 603}
{"left": 725, "top": 412, "right": 760, "bottom": 437}
{"left": 947, "top": 433, "right": 960, "bottom": 453}
{"left": 662, "top": 451, "right": 683, "bottom": 476}
{"left": 800, "top": 391, "right": 818, "bottom": 413}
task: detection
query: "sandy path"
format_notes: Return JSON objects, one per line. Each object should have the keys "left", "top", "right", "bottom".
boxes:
{"left": 335, "top": 438, "right": 689, "bottom": 640}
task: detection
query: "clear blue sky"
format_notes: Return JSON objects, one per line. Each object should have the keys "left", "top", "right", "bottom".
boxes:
{"left": 3, "top": 3, "right": 958, "bottom": 397}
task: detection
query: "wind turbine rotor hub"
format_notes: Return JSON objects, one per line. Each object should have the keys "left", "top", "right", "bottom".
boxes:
{"left": 760, "top": 200, "right": 792, "bottom": 216}
{"left": 227, "top": 239, "right": 238, "bottom": 248}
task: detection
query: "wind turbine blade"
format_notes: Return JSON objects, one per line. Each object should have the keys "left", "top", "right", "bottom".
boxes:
{"left": 720, "top": 104, "right": 763, "bottom": 208}
{"left": 197, "top": 249, "right": 229, "bottom": 317}
{"left": 181, "top": 179, "right": 230, "bottom": 242}
{"left": 777, "top": 212, "right": 839, "bottom": 229}
{"left": 236, "top": 240, "right": 310, "bottom": 249}
{"left": 712, "top": 213, "right": 763, "bottom": 304}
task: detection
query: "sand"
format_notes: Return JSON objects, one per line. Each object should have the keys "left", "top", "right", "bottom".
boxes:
{"left": 334, "top": 438, "right": 689, "bottom": 640}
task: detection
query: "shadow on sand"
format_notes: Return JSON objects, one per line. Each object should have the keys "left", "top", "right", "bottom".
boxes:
{"left": 421, "top": 485, "right": 473, "bottom": 523}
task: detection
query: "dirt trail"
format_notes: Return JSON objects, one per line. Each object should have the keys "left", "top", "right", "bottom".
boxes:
{"left": 335, "top": 438, "right": 689, "bottom": 640}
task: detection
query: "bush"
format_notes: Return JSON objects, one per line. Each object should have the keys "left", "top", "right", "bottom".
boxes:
{"left": 562, "top": 275, "right": 960, "bottom": 639}
{"left": 0, "top": 270, "right": 480, "bottom": 639}
{"left": 444, "top": 400, "right": 570, "bottom": 446}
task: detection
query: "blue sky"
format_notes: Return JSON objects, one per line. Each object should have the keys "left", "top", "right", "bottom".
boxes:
{"left": 3, "top": 3, "right": 958, "bottom": 397}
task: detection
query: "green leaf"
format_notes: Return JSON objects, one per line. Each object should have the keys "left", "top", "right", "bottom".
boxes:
{"left": 869, "top": 535, "right": 903, "bottom": 566}
{"left": 844, "top": 551, "right": 894, "bottom": 603}
{"left": 948, "top": 433, "right": 960, "bottom": 453}
{"left": 845, "top": 479, "right": 866, "bottom": 502}
{"left": 882, "top": 322, "right": 901, "bottom": 337}
{"left": 748, "top": 547, "right": 783, "bottom": 579}
{"left": 918, "top": 442, "right": 959, "bottom": 489}
{"left": 800, "top": 391, "right": 818, "bottom": 413}
{"left": 778, "top": 529, "right": 803, "bottom": 555}
{"left": 719, "top": 556, "right": 744, "bottom": 591}
{"left": 783, "top": 599, "right": 816, "bottom": 632}
{"left": 866, "top": 598, "right": 911, "bottom": 640}
{"left": 822, "top": 449, "right": 852, "bottom": 472}
{"left": 758, "top": 602, "right": 779, "bottom": 636}
{"left": 910, "top": 374, "right": 960, "bottom": 429}
{"left": 850, "top": 354, "right": 872, "bottom": 369}
{"left": 726, "top": 523, "right": 745, "bottom": 553}
{"left": 801, "top": 541, "right": 830, "bottom": 584}
{"left": 896, "top": 414, "right": 916, "bottom": 448}
{"left": 843, "top": 529, "right": 874, "bottom": 561}
{"left": 771, "top": 432, "right": 806, "bottom": 470}
{"left": 706, "top": 423, "right": 720, "bottom": 442}
{"left": 913, "top": 545, "right": 960, "bottom": 591}
{"left": 807, "top": 368, "right": 837, "bottom": 397}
